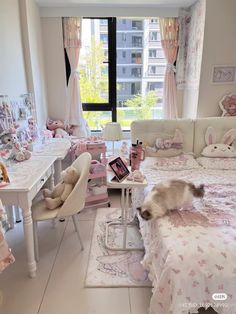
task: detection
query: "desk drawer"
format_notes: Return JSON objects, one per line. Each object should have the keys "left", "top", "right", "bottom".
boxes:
{"left": 35, "top": 167, "right": 53, "bottom": 194}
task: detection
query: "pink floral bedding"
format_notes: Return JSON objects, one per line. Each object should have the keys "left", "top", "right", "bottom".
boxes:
{"left": 132, "top": 166, "right": 236, "bottom": 314}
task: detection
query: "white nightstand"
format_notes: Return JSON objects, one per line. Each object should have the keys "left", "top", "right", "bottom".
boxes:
{"left": 106, "top": 171, "right": 147, "bottom": 251}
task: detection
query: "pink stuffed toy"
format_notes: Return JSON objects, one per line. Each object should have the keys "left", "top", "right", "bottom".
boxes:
{"left": 219, "top": 94, "right": 236, "bottom": 116}
{"left": 46, "top": 118, "right": 69, "bottom": 138}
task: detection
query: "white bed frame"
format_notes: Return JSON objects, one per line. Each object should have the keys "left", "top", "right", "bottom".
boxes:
{"left": 131, "top": 117, "right": 236, "bottom": 157}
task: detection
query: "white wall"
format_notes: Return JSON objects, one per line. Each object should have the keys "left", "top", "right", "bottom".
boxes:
{"left": 19, "top": 0, "right": 48, "bottom": 127}
{"left": 0, "top": 0, "right": 27, "bottom": 97}
{"left": 40, "top": 5, "right": 179, "bottom": 17}
{"left": 41, "top": 18, "right": 67, "bottom": 120}
{"left": 197, "top": 0, "right": 236, "bottom": 117}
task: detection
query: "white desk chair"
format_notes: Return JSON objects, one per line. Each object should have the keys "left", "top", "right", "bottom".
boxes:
{"left": 32, "top": 152, "right": 92, "bottom": 261}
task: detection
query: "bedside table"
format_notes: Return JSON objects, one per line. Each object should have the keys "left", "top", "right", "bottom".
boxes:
{"left": 106, "top": 171, "right": 147, "bottom": 251}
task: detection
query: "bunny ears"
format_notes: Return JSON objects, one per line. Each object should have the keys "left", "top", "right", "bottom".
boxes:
{"left": 205, "top": 126, "right": 236, "bottom": 145}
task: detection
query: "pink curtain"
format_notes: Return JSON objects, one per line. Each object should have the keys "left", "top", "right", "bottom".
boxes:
{"left": 159, "top": 18, "right": 179, "bottom": 119}
{"left": 63, "top": 17, "right": 90, "bottom": 137}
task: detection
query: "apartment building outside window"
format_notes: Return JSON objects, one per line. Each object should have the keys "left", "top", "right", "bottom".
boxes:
{"left": 132, "top": 20, "right": 142, "bottom": 30}
{"left": 149, "top": 31, "right": 158, "bottom": 41}
{"left": 131, "top": 52, "right": 142, "bottom": 64}
{"left": 149, "top": 49, "right": 157, "bottom": 58}
{"left": 132, "top": 36, "right": 142, "bottom": 47}
{"left": 131, "top": 68, "right": 142, "bottom": 77}
{"left": 76, "top": 17, "right": 166, "bottom": 130}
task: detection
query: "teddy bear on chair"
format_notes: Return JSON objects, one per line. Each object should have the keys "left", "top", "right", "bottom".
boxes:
{"left": 43, "top": 165, "right": 80, "bottom": 210}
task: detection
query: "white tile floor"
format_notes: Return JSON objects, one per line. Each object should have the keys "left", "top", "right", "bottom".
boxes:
{"left": 0, "top": 190, "right": 151, "bottom": 314}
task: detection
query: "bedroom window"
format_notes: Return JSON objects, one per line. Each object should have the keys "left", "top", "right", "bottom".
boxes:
{"left": 66, "top": 17, "right": 165, "bottom": 130}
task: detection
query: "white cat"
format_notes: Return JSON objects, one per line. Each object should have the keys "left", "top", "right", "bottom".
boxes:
{"left": 137, "top": 180, "right": 204, "bottom": 221}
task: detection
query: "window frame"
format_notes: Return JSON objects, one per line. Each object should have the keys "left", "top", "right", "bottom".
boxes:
{"left": 79, "top": 17, "right": 117, "bottom": 122}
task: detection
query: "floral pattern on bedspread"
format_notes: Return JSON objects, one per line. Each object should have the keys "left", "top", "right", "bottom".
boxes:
{"left": 132, "top": 168, "right": 236, "bottom": 314}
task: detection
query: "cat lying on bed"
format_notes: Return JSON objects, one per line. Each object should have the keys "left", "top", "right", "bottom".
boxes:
{"left": 137, "top": 179, "right": 204, "bottom": 221}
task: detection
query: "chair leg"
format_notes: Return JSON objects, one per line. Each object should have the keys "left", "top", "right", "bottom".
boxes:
{"left": 33, "top": 221, "right": 39, "bottom": 262}
{"left": 72, "top": 215, "right": 84, "bottom": 251}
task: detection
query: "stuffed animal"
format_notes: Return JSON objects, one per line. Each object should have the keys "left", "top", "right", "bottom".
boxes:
{"left": 28, "top": 118, "right": 39, "bottom": 142}
{"left": 201, "top": 126, "right": 236, "bottom": 157}
{"left": 46, "top": 118, "right": 69, "bottom": 138}
{"left": 119, "top": 141, "right": 129, "bottom": 157}
{"left": 0, "top": 131, "right": 31, "bottom": 162}
{"left": 145, "top": 129, "right": 183, "bottom": 157}
{"left": 43, "top": 165, "right": 79, "bottom": 210}
{"left": 219, "top": 94, "right": 236, "bottom": 116}
{"left": 0, "top": 162, "right": 10, "bottom": 185}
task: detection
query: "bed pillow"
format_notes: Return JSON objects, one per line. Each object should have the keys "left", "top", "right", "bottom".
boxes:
{"left": 197, "top": 156, "right": 236, "bottom": 170}
{"left": 145, "top": 129, "right": 184, "bottom": 157}
{"left": 151, "top": 154, "right": 200, "bottom": 171}
{"left": 145, "top": 146, "right": 182, "bottom": 157}
{"left": 201, "top": 126, "right": 236, "bottom": 157}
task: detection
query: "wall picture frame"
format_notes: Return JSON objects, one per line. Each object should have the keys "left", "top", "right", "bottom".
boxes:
{"left": 212, "top": 65, "right": 236, "bottom": 84}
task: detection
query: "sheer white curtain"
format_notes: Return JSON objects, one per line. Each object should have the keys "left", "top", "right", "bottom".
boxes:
{"left": 63, "top": 17, "right": 90, "bottom": 137}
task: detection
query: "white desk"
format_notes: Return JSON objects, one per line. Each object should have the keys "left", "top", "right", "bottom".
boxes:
{"left": 0, "top": 156, "right": 56, "bottom": 277}
{"left": 12, "top": 138, "right": 71, "bottom": 225}
{"left": 32, "top": 138, "right": 71, "bottom": 184}
{"left": 106, "top": 171, "right": 147, "bottom": 251}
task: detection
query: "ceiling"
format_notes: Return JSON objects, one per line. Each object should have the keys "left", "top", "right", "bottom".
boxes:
{"left": 36, "top": 0, "right": 196, "bottom": 7}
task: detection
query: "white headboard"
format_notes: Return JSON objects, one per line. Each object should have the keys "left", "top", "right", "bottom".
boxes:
{"left": 131, "top": 117, "right": 236, "bottom": 157}
{"left": 131, "top": 119, "right": 194, "bottom": 153}
{"left": 194, "top": 117, "right": 236, "bottom": 156}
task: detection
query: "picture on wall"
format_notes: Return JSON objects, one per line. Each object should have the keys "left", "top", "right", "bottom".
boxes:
{"left": 212, "top": 65, "right": 236, "bottom": 84}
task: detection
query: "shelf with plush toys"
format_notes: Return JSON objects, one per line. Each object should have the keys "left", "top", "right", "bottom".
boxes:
{"left": 85, "top": 158, "right": 110, "bottom": 208}
{"left": 69, "top": 136, "right": 110, "bottom": 208}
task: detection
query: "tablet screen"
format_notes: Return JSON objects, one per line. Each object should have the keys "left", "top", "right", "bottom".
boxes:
{"left": 109, "top": 157, "right": 130, "bottom": 182}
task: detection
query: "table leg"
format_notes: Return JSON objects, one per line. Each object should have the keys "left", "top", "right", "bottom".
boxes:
{"left": 123, "top": 188, "right": 129, "bottom": 249}
{"left": 19, "top": 196, "right": 37, "bottom": 278}
{"left": 14, "top": 206, "right": 22, "bottom": 223}
{"left": 121, "top": 188, "right": 125, "bottom": 223}
{"left": 5, "top": 206, "right": 14, "bottom": 229}
{"left": 54, "top": 159, "right": 62, "bottom": 185}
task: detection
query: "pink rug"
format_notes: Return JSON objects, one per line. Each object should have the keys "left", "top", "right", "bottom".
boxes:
{"left": 85, "top": 207, "right": 151, "bottom": 287}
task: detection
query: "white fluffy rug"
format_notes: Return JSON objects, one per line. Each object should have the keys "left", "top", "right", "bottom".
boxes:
{"left": 85, "top": 207, "right": 151, "bottom": 287}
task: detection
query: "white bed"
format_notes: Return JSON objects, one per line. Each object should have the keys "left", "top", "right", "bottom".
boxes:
{"left": 131, "top": 118, "right": 236, "bottom": 314}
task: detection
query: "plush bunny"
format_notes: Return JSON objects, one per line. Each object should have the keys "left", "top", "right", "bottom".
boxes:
{"left": 201, "top": 126, "right": 236, "bottom": 157}
{"left": 43, "top": 166, "right": 79, "bottom": 210}
{"left": 46, "top": 118, "right": 69, "bottom": 138}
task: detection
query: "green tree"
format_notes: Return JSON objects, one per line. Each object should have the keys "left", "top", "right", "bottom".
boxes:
{"left": 80, "top": 36, "right": 109, "bottom": 129}
{"left": 124, "top": 91, "right": 158, "bottom": 120}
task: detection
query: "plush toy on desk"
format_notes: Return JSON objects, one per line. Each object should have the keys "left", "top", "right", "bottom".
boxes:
{"left": 28, "top": 118, "right": 39, "bottom": 142}
{"left": 0, "top": 130, "right": 31, "bottom": 162}
{"left": 46, "top": 118, "right": 69, "bottom": 138}
{"left": 43, "top": 165, "right": 79, "bottom": 210}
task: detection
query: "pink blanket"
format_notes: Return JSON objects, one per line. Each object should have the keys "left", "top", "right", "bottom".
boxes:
{"left": 132, "top": 167, "right": 236, "bottom": 314}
